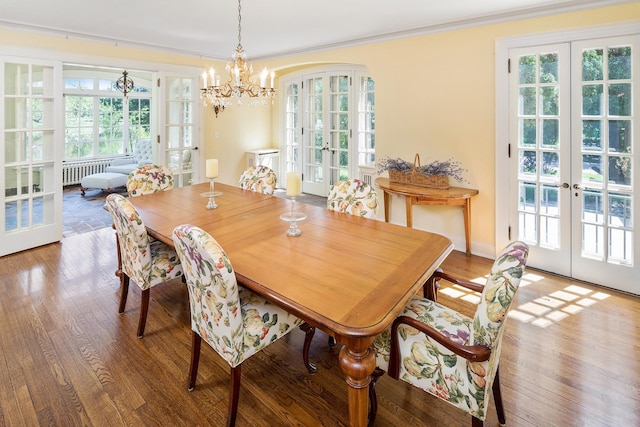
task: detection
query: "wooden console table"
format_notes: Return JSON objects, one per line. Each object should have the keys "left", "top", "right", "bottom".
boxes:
{"left": 375, "top": 177, "right": 479, "bottom": 254}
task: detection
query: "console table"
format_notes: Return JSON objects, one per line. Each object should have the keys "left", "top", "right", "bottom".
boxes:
{"left": 375, "top": 177, "right": 479, "bottom": 254}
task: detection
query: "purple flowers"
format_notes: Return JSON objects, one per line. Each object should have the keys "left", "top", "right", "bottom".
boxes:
{"left": 376, "top": 156, "right": 469, "bottom": 184}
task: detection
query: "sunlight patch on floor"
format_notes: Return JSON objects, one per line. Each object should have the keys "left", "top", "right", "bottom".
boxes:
{"left": 438, "top": 271, "right": 610, "bottom": 329}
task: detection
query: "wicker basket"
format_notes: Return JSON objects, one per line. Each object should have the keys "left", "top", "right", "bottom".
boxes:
{"left": 388, "top": 154, "right": 450, "bottom": 189}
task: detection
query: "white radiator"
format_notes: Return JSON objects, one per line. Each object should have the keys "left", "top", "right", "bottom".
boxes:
{"left": 358, "top": 166, "right": 375, "bottom": 186}
{"left": 62, "top": 159, "right": 113, "bottom": 186}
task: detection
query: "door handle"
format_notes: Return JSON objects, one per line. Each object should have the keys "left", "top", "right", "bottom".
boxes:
{"left": 573, "top": 184, "right": 581, "bottom": 190}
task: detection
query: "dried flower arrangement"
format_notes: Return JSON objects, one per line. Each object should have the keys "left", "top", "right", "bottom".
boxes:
{"left": 376, "top": 154, "right": 468, "bottom": 188}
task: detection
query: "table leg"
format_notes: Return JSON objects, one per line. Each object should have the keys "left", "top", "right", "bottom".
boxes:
{"left": 463, "top": 199, "right": 471, "bottom": 254}
{"left": 383, "top": 191, "right": 390, "bottom": 222}
{"left": 339, "top": 339, "right": 376, "bottom": 427}
{"left": 405, "top": 196, "right": 413, "bottom": 228}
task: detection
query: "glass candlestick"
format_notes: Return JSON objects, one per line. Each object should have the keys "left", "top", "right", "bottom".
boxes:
{"left": 199, "top": 179, "right": 223, "bottom": 209}
{"left": 279, "top": 196, "right": 307, "bottom": 236}
{"left": 206, "top": 179, "right": 217, "bottom": 209}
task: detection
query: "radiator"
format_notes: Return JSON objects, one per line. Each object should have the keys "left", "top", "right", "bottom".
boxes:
{"left": 358, "top": 166, "right": 375, "bottom": 186}
{"left": 62, "top": 159, "right": 113, "bottom": 186}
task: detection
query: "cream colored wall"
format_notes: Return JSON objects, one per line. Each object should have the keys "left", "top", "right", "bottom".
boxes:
{"left": 2, "top": 3, "right": 638, "bottom": 255}
{"left": 268, "top": 3, "right": 640, "bottom": 256}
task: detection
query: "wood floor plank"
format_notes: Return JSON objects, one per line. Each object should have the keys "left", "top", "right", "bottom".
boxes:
{"left": 1, "top": 228, "right": 639, "bottom": 426}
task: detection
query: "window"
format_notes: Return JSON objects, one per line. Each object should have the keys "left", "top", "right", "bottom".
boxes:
{"left": 63, "top": 69, "right": 151, "bottom": 160}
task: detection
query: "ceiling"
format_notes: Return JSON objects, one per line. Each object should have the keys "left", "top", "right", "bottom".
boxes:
{"left": 0, "top": 0, "right": 632, "bottom": 61}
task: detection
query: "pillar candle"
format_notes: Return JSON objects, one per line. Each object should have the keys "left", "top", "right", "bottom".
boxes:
{"left": 286, "top": 172, "right": 301, "bottom": 197}
{"left": 206, "top": 159, "right": 218, "bottom": 179}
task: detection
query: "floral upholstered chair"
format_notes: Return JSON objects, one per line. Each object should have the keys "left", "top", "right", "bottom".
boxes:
{"left": 370, "top": 241, "right": 529, "bottom": 427}
{"left": 238, "top": 165, "right": 277, "bottom": 195}
{"left": 327, "top": 179, "right": 378, "bottom": 219}
{"left": 110, "top": 165, "right": 175, "bottom": 294}
{"left": 105, "top": 193, "right": 183, "bottom": 338}
{"left": 172, "top": 224, "right": 315, "bottom": 427}
{"left": 126, "top": 164, "right": 174, "bottom": 197}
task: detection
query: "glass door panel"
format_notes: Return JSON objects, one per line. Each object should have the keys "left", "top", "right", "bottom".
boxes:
{"left": 1, "top": 59, "right": 62, "bottom": 257}
{"left": 163, "top": 76, "right": 197, "bottom": 187}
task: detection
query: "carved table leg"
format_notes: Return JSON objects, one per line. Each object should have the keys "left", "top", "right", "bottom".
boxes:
{"left": 339, "top": 338, "right": 376, "bottom": 427}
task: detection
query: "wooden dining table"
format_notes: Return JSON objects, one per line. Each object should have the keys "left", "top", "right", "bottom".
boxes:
{"left": 129, "top": 182, "right": 454, "bottom": 427}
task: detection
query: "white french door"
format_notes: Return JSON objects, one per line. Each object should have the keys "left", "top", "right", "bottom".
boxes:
{"left": 160, "top": 74, "right": 199, "bottom": 187}
{"left": 300, "top": 73, "right": 352, "bottom": 196}
{"left": 506, "top": 34, "right": 639, "bottom": 294}
{"left": 1, "top": 57, "right": 63, "bottom": 257}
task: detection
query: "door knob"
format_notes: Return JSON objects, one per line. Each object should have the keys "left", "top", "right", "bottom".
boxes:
{"left": 573, "top": 184, "right": 581, "bottom": 190}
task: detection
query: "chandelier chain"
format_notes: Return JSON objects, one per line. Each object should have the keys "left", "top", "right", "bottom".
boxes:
{"left": 237, "top": 0, "right": 242, "bottom": 50}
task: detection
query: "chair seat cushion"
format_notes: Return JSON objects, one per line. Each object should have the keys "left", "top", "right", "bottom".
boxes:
{"left": 105, "top": 164, "right": 139, "bottom": 175}
{"left": 81, "top": 172, "right": 128, "bottom": 190}
{"left": 146, "top": 240, "right": 183, "bottom": 288}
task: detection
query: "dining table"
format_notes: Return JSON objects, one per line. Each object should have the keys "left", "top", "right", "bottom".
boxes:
{"left": 129, "top": 181, "right": 454, "bottom": 427}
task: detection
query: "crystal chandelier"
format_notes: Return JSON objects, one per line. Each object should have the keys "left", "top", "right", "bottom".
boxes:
{"left": 201, "top": 0, "right": 277, "bottom": 117}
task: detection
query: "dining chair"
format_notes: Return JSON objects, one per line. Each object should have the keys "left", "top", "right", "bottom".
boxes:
{"left": 327, "top": 178, "right": 378, "bottom": 219}
{"left": 238, "top": 165, "right": 277, "bottom": 195}
{"left": 105, "top": 193, "right": 183, "bottom": 338}
{"left": 112, "top": 165, "right": 176, "bottom": 296}
{"left": 369, "top": 241, "right": 529, "bottom": 427}
{"left": 171, "top": 224, "right": 316, "bottom": 427}
{"left": 126, "top": 164, "right": 174, "bottom": 196}
{"left": 325, "top": 178, "right": 378, "bottom": 348}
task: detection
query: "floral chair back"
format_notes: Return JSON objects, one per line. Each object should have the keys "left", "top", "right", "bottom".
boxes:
{"left": 327, "top": 179, "right": 378, "bottom": 219}
{"left": 105, "top": 193, "right": 183, "bottom": 290}
{"left": 238, "top": 165, "right": 277, "bottom": 195}
{"left": 127, "top": 164, "right": 174, "bottom": 197}
{"left": 371, "top": 241, "right": 529, "bottom": 423}
{"left": 172, "top": 224, "right": 304, "bottom": 368}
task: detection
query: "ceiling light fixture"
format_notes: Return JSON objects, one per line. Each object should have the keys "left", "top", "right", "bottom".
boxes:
{"left": 200, "top": 0, "right": 277, "bottom": 117}
{"left": 115, "top": 70, "right": 134, "bottom": 97}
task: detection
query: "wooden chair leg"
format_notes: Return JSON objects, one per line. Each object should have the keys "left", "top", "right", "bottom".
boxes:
{"left": 118, "top": 274, "right": 130, "bottom": 314}
{"left": 492, "top": 366, "right": 506, "bottom": 426}
{"left": 328, "top": 336, "right": 337, "bottom": 348}
{"left": 471, "top": 416, "right": 485, "bottom": 427}
{"left": 187, "top": 331, "right": 202, "bottom": 391}
{"left": 227, "top": 365, "right": 242, "bottom": 427}
{"left": 299, "top": 323, "right": 317, "bottom": 374}
{"left": 423, "top": 267, "right": 443, "bottom": 301}
{"left": 368, "top": 367, "right": 385, "bottom": 427}
{"left": 136, "top": 288, "right": 150, "bottom": 338}
{"left": 188, "top": 332, "right": 201, "bottom": 391}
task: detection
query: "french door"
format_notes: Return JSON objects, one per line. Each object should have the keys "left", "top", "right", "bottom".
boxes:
{"left": 1, "top": 57, "right": 63, "bottom": 257}
{"left": 507, "top": 35, "right": 638, "bottom": 294}
{"left": 301, "top": 73, "right": 352, "bottom": 196}
{"left": 160, "top": 74, "right": 199, "bottom": 187}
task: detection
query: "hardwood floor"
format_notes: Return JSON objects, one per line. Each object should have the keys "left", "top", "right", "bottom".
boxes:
{"left": 1, "top": 228, "right": 638, "bottom": 426}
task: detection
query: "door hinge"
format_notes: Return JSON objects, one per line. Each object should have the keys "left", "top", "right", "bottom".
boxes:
{"left": 349, "top": 129, "right": 352, "bottom": 138}
{"left": 157, "top": 78, "right": 161, "bottom": 87}
{"left": 508, "top": 143, "right": 511, "bottom": 158}
{"left": 157, "top": 135, "right": 160, "bottom": 143}
{"left": 508, "top": 226, "right": 511, "bottom": 240}
{"left": 301, "top": 128, "right": 304, "bottom": 135}
{"left": 508, "top": 58, "right": 511, "bottom": 73}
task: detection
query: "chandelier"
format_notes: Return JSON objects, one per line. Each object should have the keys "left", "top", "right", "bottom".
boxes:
{"left": 201, "top": 0, "right": 277, "bottom": 117}
{"left": 115, "top": 70, "right": 134, "bottom": 97}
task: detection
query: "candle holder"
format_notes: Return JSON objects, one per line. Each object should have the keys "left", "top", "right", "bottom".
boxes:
{"left": 279, "top": 196, "right": 307, "bottom": 236}
{"left": 200, "top": 179, "right": 223, "bottom": 209}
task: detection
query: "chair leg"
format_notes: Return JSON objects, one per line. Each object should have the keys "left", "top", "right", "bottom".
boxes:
{"left": 328, "top": 336, "right": 337, "bottom": 348}
{"left": 188, "top": 332, "right": 202, "bottom": 391}
{"left": 368, "top": 367, "right": 385, "bottom": 427}
{"left": 137, "top": 288, "right": 150, "bottom": 338}
{"left": 471, "top": 416, "right": 485, "bottom": 427}
{"left": 299, "top": 323, "right": 317, "bottom": 374}
{"left": 118, "top": 274, "right": 130, "bottom": 314}
{"left": 492, "top": 366, "right": 506, "bottom": 426}
{"left": 227, "top": 365, "right": 242, "bottom": 427}
{"left": 423, "top": 267, "right": 443, "bottom": 301}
